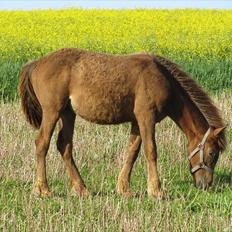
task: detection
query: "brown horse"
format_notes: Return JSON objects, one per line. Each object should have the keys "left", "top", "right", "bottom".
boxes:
{"left": 18, "top": 48, "right": 226, "bottom": 199}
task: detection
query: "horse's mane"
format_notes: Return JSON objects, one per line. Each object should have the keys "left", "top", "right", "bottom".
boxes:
{"left": 154, "top": 55, "right": 226, "bottom": 150}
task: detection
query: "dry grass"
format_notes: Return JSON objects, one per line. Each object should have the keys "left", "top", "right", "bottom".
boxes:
{"left": 0, "top": 92, "right": 231, "bottom": 231}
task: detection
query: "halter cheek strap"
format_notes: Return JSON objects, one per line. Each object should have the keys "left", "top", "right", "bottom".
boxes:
{"left": 188, "top": 128, "right": 213, "bottom": 174}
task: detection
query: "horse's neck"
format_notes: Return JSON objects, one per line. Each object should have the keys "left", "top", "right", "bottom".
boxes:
{"left": 169, "top": 95, "right": 209, "bottom": 145}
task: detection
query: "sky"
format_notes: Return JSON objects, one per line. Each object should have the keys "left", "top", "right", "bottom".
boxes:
{"left": 0, "top": 0, "right": 232, "bottom": 10}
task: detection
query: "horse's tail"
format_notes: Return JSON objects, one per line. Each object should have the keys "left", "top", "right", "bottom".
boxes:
{"left": 18, "top": 61, "right": 42, "bottom": 129}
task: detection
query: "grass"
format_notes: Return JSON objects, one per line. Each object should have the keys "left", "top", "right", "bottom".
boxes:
{"left": 0, "top": 92, "right": 231, "bottom": 231}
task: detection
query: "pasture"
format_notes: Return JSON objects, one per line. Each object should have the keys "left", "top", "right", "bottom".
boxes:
{"left": 0, "top": 9, "right": 231, "bottom": 231}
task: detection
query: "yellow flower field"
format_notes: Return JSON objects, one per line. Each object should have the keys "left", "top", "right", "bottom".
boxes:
{"left": 0, "top": 9, "right": 232, "bottom": 61}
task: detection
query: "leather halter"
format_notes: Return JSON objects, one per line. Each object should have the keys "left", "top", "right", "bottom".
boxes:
{"left": 188, "top": 128, "right": 213, "bottom": 174}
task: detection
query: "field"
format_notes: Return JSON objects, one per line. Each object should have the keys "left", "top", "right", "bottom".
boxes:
{"left": 0, "top": 9, "right": 231, "bottom": 231}
{"left": 0, "top": 9, "right": 232, "bottom": 101}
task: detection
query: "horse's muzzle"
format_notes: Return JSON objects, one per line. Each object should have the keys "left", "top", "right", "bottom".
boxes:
{"left": 195, "top": 177, "right": 212, "bottom": 190}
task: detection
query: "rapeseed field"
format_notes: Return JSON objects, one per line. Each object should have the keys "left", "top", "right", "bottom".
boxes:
{"left": 0, "top": 9, "right": 231, "bottom": 100}
{"left": 0, "top": 9, "right": 232, "bottom": 60}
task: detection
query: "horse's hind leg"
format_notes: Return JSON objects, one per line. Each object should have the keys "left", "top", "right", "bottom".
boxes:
{"left": 57, "top": 107, "right": 90, "bottom": 197}
{"left": 117, "top": 123, "right": 141, "bottom": 197}
{"left": 32, "top": 109, "right": 59, "bottom": 197}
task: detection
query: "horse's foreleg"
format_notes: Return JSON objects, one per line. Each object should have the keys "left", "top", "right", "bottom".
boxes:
{"left": 57, "top": 108, "right": 90, "bottom": 197}
{"left": 136, "top": 110, "right": 163, "bottom": 200}
{"left": 117, "top": 123, "right": 141, "bottom": 197}
{"left": 32, "top": 110, "right": 59, "bottom": 197}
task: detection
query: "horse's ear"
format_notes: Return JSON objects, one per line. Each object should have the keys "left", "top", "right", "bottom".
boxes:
{"left": 213, "top": 126, "right": 226, "bottom": 137}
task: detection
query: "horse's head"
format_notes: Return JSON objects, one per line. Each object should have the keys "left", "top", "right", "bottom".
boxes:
{"left": 188, "top": 127, "right": 226, "bottom": 190}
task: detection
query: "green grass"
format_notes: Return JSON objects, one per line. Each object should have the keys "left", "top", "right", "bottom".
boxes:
{"left": 0, "top": 93, "right": 231, "bottom": 231}
{"left": 0, "top": 179, "right": 231, "bottom": 231}
{"left": 0, "top": 61, "right": 22, "bottom": 102}
{"left": 1, "top": 58, "right": 232, "bottom": 102}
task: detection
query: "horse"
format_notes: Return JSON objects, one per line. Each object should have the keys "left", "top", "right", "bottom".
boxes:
{"left": 18, "top": 48, "right": 226, "bottom": 199}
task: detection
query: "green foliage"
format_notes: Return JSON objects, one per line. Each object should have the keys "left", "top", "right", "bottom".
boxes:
{"left": 0, "top": 61, "right": 21, "bottom": 102}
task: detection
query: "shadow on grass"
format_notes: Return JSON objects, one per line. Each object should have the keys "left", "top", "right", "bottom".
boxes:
{"left": 215, "top": 171, "right": 232, "bottom": 184}
{"left": 211, "top": 171, "right": 232, "bottom": 192}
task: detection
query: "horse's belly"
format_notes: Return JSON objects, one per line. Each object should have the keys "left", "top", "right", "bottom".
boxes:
{"left": 70, "top": 92, "right": 131, "bottom": 124}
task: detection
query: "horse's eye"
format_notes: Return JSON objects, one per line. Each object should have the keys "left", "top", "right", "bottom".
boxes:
{"left": 209, "top": 151, "right": 219, "bottom": 160}
{"left": 209, "top": 151, "right": 215, "bottom": 158}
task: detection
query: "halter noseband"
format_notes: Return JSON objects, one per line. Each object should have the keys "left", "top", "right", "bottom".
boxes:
{"left": 188, "top": 128, "right": 213, "bottom": 174}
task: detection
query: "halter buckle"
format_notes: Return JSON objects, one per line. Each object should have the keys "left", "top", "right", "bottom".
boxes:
{"left": 198, "top": 143, "right": 204, "bottom": 149}
{"left": 199, "top": 163, "right": 204, "bottom": 168}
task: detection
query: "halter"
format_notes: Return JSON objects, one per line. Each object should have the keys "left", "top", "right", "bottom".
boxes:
{"left": 188, "top": 128, "right": 213, "bottom": 174}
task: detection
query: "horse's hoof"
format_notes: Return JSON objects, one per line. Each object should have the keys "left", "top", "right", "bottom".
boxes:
{"left": 31, "top": 185, "right": 53, "bottom": 198}
{"left": 117, "top": 190, "right": 134, "bottom": 198}
{"left": 148, "top": 189, "right": 165, "bottom": 200}
{"left": 116, "top": 181, "right": 134, "bottom": 198}
{"left": 71, "top": 186, "right": 91, "bottom": 198}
